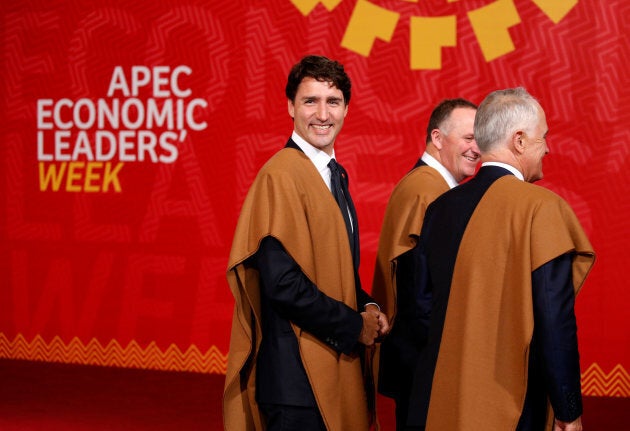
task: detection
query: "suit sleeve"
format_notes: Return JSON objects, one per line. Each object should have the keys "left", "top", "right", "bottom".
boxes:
{"left": 394, "top": 243, "right": 431, "bottom": 346}
{"left": 253, "top": 236, "right": 364, "bottom": 355}
{"left": 531, "top": 252, "right": 583, "bottom": 422}
{"left": 355, "top": 282, "right": 376, "bottom": 310}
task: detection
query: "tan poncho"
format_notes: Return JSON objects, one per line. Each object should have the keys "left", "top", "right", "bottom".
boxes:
{"left": 223, "top": 148, "right": 370, "bottom": 431}
{"left": 372, "top": 165, "right": 449, "bottom": 321}
{"left": 371, "top": 165, "right": 448, "bottom": 430}
{"left": 425, "top": 175, "right": 595, "bottom": 430}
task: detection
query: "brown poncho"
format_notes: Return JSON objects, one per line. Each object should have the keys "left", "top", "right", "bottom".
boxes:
{"left": 372, "top": 165, "right": 449, "bottom": 320}
{"left": 223, "top": 148, "right": 370, "bottom": 431}
{"left": 371, "top": 165, "right": 449, "bottom": 430}
{"left": 425, "top": 175, "right": 595, "bottom": 430}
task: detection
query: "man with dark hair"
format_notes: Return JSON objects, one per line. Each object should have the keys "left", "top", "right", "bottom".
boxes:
{"left": 372, "top": 98, "right": 479, "bottom": 430}
{"left": 223, "top": 55, "right": 389, "bottom": 431}
{"left": 285, "top": 55, "right": 352, "bottom": 106}
{"left": 406, "top": 87, "right": 595, "bottom": 430}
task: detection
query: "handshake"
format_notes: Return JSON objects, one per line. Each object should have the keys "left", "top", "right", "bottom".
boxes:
{"left": 359, "top": 305, "right": 390, "bottom": 346}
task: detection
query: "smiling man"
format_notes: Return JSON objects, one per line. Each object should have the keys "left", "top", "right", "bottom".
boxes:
{"left": 406, "top": 88, "right": 595, "bottom": 431}
{"left": 223, "top": 55, "right": 389, "bottom": 431}
{"left": 372, "top": 98, "right": 479, "bottom": 430}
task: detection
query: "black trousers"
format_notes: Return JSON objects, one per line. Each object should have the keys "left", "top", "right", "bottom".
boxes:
{"left": 259, "top": 403, "right": 326, "bottom": 431}
{"left": 394, "top": 391, "right": 412, "bottom": 431}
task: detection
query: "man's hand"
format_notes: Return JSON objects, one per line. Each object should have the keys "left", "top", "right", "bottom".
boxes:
{"left": 365, "top": 304, "right": 391, "bottom": 337}
{"left": 359, "top": 311, "right": 380, "bottom": 346}
{"left": 554, "top": 416, "right": 582, "bottom": 431}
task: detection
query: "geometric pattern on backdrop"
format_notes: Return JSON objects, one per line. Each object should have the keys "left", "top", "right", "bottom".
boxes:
{"left": 0, "top": 333, "right": 628, "bottom": 397}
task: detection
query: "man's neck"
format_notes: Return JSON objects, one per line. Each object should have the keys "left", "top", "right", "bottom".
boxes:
{"left": 421, "top": 151, "right": 458, "bottom": 189}
{"left": 481, "top": 159, "right": 524, "bottom": 181}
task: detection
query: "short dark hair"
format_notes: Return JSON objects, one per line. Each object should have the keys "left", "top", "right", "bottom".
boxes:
{"left": 285, "top": 55, "right": 352, "bottom": 105}
{"left": 426, "top": 98, "right": 478, "bottom": 144}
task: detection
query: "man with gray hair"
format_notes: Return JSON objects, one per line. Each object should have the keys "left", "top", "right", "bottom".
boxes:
{"left": 405, "top": 88, "right": 595, "bottom": 430}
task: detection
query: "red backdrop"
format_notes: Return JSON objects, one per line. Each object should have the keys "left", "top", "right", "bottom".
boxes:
{"left": 1, "top": 0, "right": 628, "bottom": 396}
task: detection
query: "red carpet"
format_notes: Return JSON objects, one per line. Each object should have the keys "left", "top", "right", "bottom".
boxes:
{"left": 0, "top": 359, "right": 627, "bottom": 430}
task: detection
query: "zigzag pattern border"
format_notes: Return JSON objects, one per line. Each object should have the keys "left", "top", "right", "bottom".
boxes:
{"left": 1, "top": 333, "right": 628, "bottom": 397}
{"left": 0, "top": 333, "right": 227, "bottom": 374}
{"left": 582, "top": 363, "right": 630, "bottom": 397}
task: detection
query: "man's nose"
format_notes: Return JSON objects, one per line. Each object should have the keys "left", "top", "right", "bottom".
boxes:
{"left": 316, "top": 102, "right": 328, "bottom": 120}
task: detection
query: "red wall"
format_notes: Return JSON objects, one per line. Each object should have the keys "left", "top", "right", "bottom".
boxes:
{"left": 1, "top": 0, "right": 628, "bottom": 395}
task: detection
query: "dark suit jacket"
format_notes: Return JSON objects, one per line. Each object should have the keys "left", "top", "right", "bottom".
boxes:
{"left": 250, "top": 139, "right": 374, "bottom": 407}
{"left": 407, "top": 166, "right": 582, "bottom": 427}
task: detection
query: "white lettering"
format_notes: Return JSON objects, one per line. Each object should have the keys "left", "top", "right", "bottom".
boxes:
{"left": 107, "top": 66, "right": 130, "bottom": 97}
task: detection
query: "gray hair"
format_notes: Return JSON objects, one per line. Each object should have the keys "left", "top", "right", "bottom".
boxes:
{"left": 474, "top": 87, "right": 540, "bottom": 153}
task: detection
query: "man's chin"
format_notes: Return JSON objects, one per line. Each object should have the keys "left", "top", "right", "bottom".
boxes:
{"left": 463, "top": 166, "right": 478, "bottom": 176}
{"left": 310, "top": 137, "right": 334, "bottom": 147}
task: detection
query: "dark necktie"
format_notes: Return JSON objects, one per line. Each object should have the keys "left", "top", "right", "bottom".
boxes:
{"left": 329, "top": 159, "right": 374, "bottom": 420}
{"left": 329, "top": 161, "right": 376, "bottom": 420}
{"left": 328, "top": 158, "right": 355, "bottom": 254}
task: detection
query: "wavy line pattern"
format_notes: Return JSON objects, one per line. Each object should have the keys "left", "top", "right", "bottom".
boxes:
{"left": 582, "top": 363, "right": 630, "bottom": 397}
{"left": 0, "top": 333, "right": 227, "bottom": 374}
{"left": 1, "top": 333, "right": 628, "bottom": 396}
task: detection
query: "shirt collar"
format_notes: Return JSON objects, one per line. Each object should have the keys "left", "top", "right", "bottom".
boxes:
{"left": 421, "top": 151, "right": 458, "bottom": 189}
{"left": 291, "top": 131, "right": 334, "bottom": 188}
{"left": 481, "top": 162, "right": 524, "bottom": 181}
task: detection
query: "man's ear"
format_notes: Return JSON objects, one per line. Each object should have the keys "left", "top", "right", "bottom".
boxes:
{"left": 430, "top": 129, "right": 442, "bottom": 150}
{"left": 513, "top": 131, "right": 525, "bottom": 154}
{"left": 288, "top": 99, "right": 295, "bottom": 119}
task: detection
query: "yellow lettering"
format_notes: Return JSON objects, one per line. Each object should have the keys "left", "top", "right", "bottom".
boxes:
{"left": 83, "top": 162, "right": 103, "bottom": 193}
{"left": 38, "top": 162, "right": 66, "bottom": 191}
{"left": 38, "top": 161, "right": 124, "bottom": 192}
{"left": 103, "top": 162, "right": 124, "bottom": 192}
{"left": 65, "top": 162, "right": 84, "bottom": 192}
